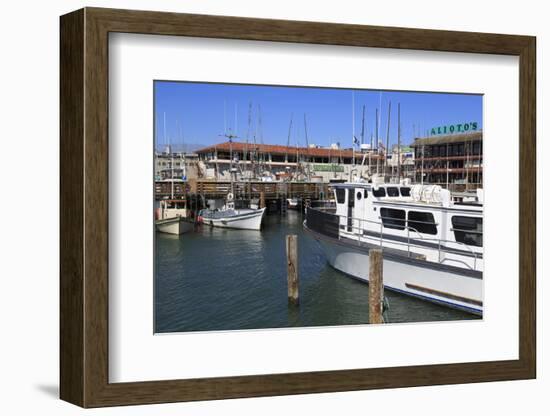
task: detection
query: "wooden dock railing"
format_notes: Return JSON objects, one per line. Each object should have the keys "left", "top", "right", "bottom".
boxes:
{"left": 155, "top": 180, "right": 330, "bottom": 200}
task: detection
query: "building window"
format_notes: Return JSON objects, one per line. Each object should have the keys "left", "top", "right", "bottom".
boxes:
{"left": 387, "top": 187, "right": 399, "bottom": 197}
{"left": 372, "top": 187, "right": 386, "bottom": 197}
{"left": 400, "top": 187, "right": 411, "bottom": 197}
{"left": 380, "top": 208, "right": 406, "bottom": 230}
{"left": 451, "top": 216, "right": 483, "bottom": 247}
{"left": 408, "top": 211, "right": 437, "bottom": 235}
{"left": 335, "top": 188, "right": 345, "bottom": 204}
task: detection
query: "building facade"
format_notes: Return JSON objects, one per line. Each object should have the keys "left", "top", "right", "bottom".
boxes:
{"left": 195, "top": 141, "right": 387, "bottom": 182}
{"left": 410, "top": 131, "right": 482, "bottom": 190}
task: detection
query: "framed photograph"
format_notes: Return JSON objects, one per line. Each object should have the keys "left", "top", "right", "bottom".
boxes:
{"left": 60, "top": 7, "right": 536, "bottom": 407}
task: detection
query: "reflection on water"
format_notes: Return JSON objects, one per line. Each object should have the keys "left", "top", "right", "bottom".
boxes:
{"left": 154, "top": 210, "right": 478, "bottom": 333}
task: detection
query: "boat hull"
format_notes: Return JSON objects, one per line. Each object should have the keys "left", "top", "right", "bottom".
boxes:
{"left": 312, "top": 231, "right": 483, "bottom": 315}
{"left": 202, "top": 208, "right": 265, "bottom": 230}
{"left": 156, "top": 217, "right": 194, "bottom": 235}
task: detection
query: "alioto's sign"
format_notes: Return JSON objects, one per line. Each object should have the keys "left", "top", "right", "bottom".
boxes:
{"left": 430, "top": 122, "right": 478, "bottom": 136}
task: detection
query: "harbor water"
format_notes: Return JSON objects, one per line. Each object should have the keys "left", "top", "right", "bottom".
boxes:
{"left": 154, "top": 210, "right": 479, "bottom": 333}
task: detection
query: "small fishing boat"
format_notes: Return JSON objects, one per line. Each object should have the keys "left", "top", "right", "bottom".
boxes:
{"left": 154, "top": 113, "right": 195, "bottom": 235}
{"left": 287, "top": 198, "right": 299, "bottom": 209}
{"left": 155, "top": 199, "right": 194, "bottom": 235}
{"left": 198, "top": 194, "right": 265, "bottom": 231}
{"left": 197, "top": 129, "right": 265, "bottom": 230}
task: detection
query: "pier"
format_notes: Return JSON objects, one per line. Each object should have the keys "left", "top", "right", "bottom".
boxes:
{"left": 155, "top": 179, "right": 330, "bottom": 212}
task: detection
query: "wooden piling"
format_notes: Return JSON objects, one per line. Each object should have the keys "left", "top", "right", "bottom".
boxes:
{"left": 286, "top": 234, "right": 299, "bottom": 305}
{"left": 260, "top": 191, "right": 265, "bottom": 209}
{"left": 369, "top": 249, "right": 384, "bottom": 324}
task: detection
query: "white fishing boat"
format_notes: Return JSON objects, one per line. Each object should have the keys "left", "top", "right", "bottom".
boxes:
{"left": 155, "top": 199, "right": 194, "bottom": 235}
{"left": 154, "top": 113, "right": 195, "bottom": 235}
{"left": 198, "top": 194, "right": 265, "bottom": 230}
{"left": 197, "top": 127, "right": 265, "bottom": 231}
{"left": 304, "top": 182, "right": 483, "bottom": 315}
{"left": 287, "top": 198, "right": 299, "bottom": 209}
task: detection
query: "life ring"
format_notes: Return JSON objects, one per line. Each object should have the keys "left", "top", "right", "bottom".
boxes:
{"left": 227, "top": 192, "right": 234, "bottom": 201}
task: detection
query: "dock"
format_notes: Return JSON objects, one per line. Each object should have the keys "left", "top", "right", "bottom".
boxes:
{"left": 155, "top": 180, "right": 330, "bottom": 212}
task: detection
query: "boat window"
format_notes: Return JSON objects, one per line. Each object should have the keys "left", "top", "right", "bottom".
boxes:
{"left": 347, "top": 189, "right": 354, "bottom": 207}
{"left": 400, "top": 187, "right": 411, "bottom": 197}
{"left": 387, "top": 187, "right": 399, "bottom": 197}
{"left": 451, "top": 216, "right": 483, "bottom": 247}
{"left": 380, "top": 208, "right": 406, "bottom": 230}
{"left": 335, "top": 188, "right": 345, "bottom": 204}
{"left": 356, "top": 191, "right": 362, "bottom": 201}
{"left": 408, "top": 211, "right": 437, "bottom": 235}
{"left": 372, "top": 187, "right": 386, "bottom": 197}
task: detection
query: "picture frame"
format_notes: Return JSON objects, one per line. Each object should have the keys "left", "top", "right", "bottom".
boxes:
{"left": 60, "top": 7, "right": 536, "bottom": 408}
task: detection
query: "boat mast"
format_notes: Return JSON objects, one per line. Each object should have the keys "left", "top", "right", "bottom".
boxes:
{"left": 164, "top": 112, "right": 174, "bottom": 200}
{"left": 286, "top": 113, "right": 293, "bottom": 179}
{"left": 303, "top": 113, "right": 311, "bottom": 181}
{"left": 360, "top": 105, "right": 366, "bottom": 145}
{"left": 397, "top": 102, "right": 401, "bottom": 180}
{"left": 246, "top": 102, "right": 252, "bottom": 197}
{"left": 219, "top": 102, "right": 238, "bottom": 201}
{"left": 421, "top": 144, "right": 424, "bottom": 186}
{"left": 446, "top": 141, "right": 450, "bottom": 190}
{"left": 385, "top": 101, "right": 391, "bottom": 178}
{"left": 352, "top": 91, "right": 356, "bottom": 168}
{"left": 257, "top": 104, "right": 264, "bottom": 170}
{"left": 375, "top": 108, "right": 379, "bottom": 175}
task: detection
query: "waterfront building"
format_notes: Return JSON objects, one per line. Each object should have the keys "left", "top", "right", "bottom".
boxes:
{"left": 195, "top": 141, "right": 385, "bottom": 182}
{"left": 410, "top": 131, "right": 482, "bottom": 191}
{"left": 155, "top": 151, "right": 199, "bottom": 180}
{"left": 386, "top": 145, "right": 415, "bottom": 180}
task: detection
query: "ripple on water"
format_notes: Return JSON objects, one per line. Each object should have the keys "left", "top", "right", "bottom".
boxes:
{"left": 155, "top": 211, "right": 479, "bottom": 333}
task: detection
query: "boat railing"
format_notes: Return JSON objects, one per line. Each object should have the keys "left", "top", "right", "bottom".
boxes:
{"left": 306, "top": 207, "right": 480, "bottom": 270}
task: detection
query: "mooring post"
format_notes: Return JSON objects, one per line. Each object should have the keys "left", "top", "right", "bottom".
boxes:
{"left": 260, "top": 191, "right": 265, "bottom": 209}
{"left": 369, "top": 249, "right": 384, "bottom": 324}
{"left": 286, "top": 234, "right": 299, "bottom": 305}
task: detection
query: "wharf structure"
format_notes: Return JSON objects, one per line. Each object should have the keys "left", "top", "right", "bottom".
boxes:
{"left": 155, "top": 142, "right": 389, "bottom": 208}
{"left": 410, "top": 131, "right": 482, "bottom": 192}
{"left": 194, "top": 141, "right": 389, "bottom": 182}
{"left": 154, "top": 131, "right": 483, "bottom": 204}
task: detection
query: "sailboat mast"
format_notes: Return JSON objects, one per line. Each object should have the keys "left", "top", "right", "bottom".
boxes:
{"left": 360, "top": 105, "right": 365, "bottom": 144}
{"left": 352, "top": 91, "right": 355, "bottom": 167}
{"left": 375, "top": 109, "right": 379, "bottom": 175}
{"left": 304, "top": 113, "right": 311, "bottom": 181}
{"left": 397, "top": 103, "right": 401, "bottom": 180}
{"left": 164, "top": 112, "right": 174, "bottom": 199}
{"left": 286, "top": 113, "right": 293, "bottom": 165}
{"left": 385, "top": 101, "right": 392, "bottom": 176}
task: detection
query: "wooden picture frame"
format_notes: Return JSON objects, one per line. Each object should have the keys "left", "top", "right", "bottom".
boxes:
{"left": 60, "top": 7, "right": 536, "bottom": 408}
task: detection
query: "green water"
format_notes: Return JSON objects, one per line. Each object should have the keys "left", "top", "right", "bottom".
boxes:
{"left": 154, "top": 210, "right": 478, "bottom": 333}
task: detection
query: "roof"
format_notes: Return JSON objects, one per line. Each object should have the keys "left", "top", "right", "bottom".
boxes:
{"left": 410, "top": 131, "right": 482, "bottom": 147}
{"left": 196, "top": 141, "right": 383, "bottom": 159}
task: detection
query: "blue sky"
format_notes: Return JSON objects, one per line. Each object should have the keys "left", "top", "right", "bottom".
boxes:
{"left": 154, "top": 81, "right": 482, "bottom": 150}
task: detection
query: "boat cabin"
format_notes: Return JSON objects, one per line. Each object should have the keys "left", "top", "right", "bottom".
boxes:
{"left": 329, "top": 183, "right": 483, "bottom": 269}
{"left": 156, "top": 199, "right": 188, "bottom": 220}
